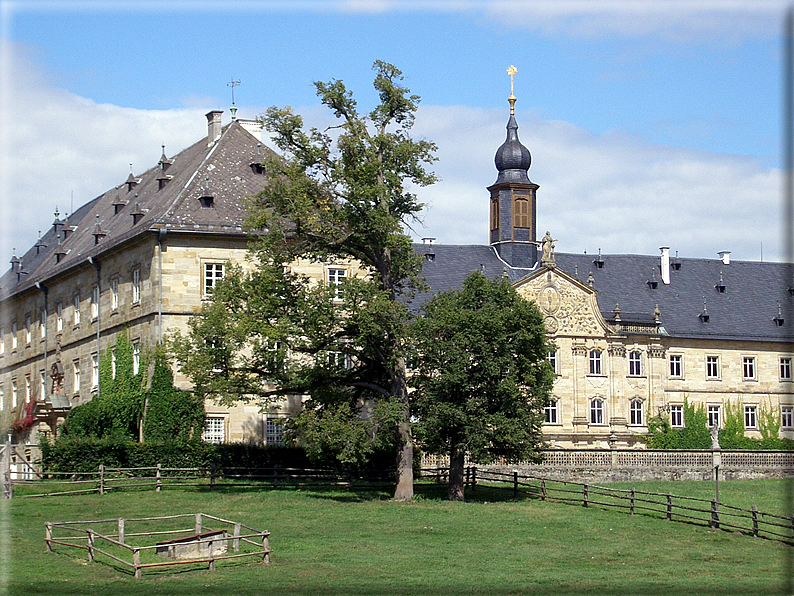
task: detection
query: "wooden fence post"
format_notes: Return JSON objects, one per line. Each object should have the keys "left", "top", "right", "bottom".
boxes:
{"left": 233, "top": 522, "right": 242, "bottom": 552}
{"left": 666, "top": 493, "right": 672, "bottom": 521}
{"left": 465, "top": 466, "right": 470, "bottom": 490}
{"left": 87, "top": 531, "right": 95, "bottom": 562}
{"left": 133, "top": 548, "right": 141, "bottom": 578}
{"left": 118, "top": 518, "right": 125, "bottom": 545}
{"left": 262, "top": 533, "right": 271, "bottom": 565}
{"left": 1, "top": 440, "right": 11, "bottom": 499}
{"left": 98, "top": 464, "right": 104, "bottom": 496}
{"left": 156, "top": 463, "right": 162, "bottom": 492}
{"left": 751, "top": 506, "right": 758, "bottom": 537}
{"left": 630, "top": 488, "right": 635, "bottom": 515}
{"left": 45, "top": 523, "right": 53, "bottom": 552}
{"left": 541, "top": 479, "right": 546, "bottom": 501}
{"left": 711, "top": 499, "right": 719, "bottom": 529}
{"left": 583, "top": 484, "right": 589, "bottom": 508}
{"left": 513, "top": 470, "right": 519, "bottom": 498}
{"left": 471, "top": 467, "right": 476, "bottom": 493}
{"left": 195, "top": 513, "right": 202, "bottom": 534}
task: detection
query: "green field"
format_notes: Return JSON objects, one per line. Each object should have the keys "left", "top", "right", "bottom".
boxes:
{"left": 5, "top": 480, "right": 792, "bottom": 596}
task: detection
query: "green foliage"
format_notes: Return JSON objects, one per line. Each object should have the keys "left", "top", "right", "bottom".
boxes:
{"left": 410, "top": 272, "right": 555, "bottom": 498}
{"left": 171, "top": 62, "right": 437, "bottom": 499}
{"left": 645, "top": 399, "right": 710, "bottom": 449}
{"left": 718, "top": 402, "right": 757, "bottom": 449}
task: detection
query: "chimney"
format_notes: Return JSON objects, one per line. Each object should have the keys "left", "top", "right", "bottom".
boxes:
{"left": 659, "top": 247, "right": 670, "bottom": 285}
{"left": 206, "top": 110, "right": 223, "bottom": 146}
{"left": 422, "top": 237, "right": 436, "bottom": 245}
{"left": 718, "top": 250, "right": 731, "bottom": 265}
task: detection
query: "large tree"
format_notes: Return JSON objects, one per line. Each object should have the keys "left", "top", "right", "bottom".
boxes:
{"left": 172, "top": 62, "right": 436, "bottom": 501}
{"left": 410, "top": 272, "right": 555, "bottom": 501}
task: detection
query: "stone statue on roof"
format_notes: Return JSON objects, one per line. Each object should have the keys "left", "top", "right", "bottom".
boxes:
{"left": 541, "top": 231, "right": 556, "bottom": 267}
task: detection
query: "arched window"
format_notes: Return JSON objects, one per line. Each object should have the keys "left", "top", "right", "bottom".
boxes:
{"left": 628, "top": 351, "right": 642, "bottom": 376}
{"left": 590, "top": 399, "right": 604, "bottom": 425}
{"left": 589, "top": 350, "right": 602, "bottom": 375}
{"left": 630, "top": 400, "right": 643, "bottom": 425}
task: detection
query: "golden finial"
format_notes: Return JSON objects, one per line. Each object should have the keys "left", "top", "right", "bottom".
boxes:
{"left": 506, "top": 65, "right": 518, "bottom": 115}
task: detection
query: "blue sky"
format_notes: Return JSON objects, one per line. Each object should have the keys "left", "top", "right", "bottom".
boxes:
{"left": 0, "top": 0, "right": 788, "bottom": 262}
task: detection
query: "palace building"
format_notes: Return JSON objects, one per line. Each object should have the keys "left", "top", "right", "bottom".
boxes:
{"left": 1, "top": 95, "right": 792, "bottom": 448}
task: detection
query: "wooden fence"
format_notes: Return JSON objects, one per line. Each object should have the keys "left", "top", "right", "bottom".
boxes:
{"left": 45, "top": 512, "right": 271, "bottom": 578}
{"left": 423, "top": 466, "right": 794, "bottom": 544}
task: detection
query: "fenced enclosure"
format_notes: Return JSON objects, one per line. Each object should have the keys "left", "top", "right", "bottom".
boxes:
{"left": 424, "top": 466, "right": 794, "bottom": 544}
{"left": 45, "top": 512, "right": 271, "bottom": 578}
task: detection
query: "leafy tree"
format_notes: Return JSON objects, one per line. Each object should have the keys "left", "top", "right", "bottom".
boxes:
{"left": 409, "top": 272, "right": 555, "bottom": 501}
{"left": 171, "top": 61, "right": 437, "bottom": 500}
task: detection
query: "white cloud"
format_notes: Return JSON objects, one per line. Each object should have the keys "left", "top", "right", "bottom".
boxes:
{"left": 0, "top": 43, "right": 782, "bottom": 269}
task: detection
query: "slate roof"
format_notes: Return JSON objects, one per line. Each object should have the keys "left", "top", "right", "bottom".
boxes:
{"left": 0, "top": 121, "right": 270, "bottom": 301}
{"left": 410, "top": 243, "right": 794, "bottom": 343}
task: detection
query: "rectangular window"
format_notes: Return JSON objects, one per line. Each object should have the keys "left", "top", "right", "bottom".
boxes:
{"left": 91, "top": 285, "right": 99, "bottom": 319}
{"left": 781, "top": 358, "right": 792, "bottom": 381}
{"left": 11, "top": 322, "right": 17, "bottom": 350}
{"left": 203, "top": 417, "right": 225, "bottom": 444}
{"left": 73, "top": 294, "right": 81, "bottom": 325}
{"left": 0, "top": 387, "right": 4, "bottom": 411}
{"left": 513, "top": 196, "right": 530, "bottom": 228}
{"left": 132, "top": 269, "right": 141, "bottom": 303}
{"left": 781, "top": 406, "right": 793, "bottom": 430}
{"left": 111, "top": 278, "right": 119, "bottom": 310}
{"left": 630, "top": 400, "right": 643, "bottom": 425}
{"left": 24, "top": 375, "right": 31, "bottom": 402}
{"left": 40, "top": 370, "right": 46, "bottom": 401}
{"left": 40, "top": 308, "right": 46, "bottom": 339}
{"left": 670, "top": 405, "right": 684, "bottom": 428}
{"left": 589, "top": 350, "right": 602, "bottom": 375}
{"left": 204, "top": 263, "right": 224, "bottom": 295}
{"left": 706, "top": 356, "right": 720, "bottom": 379}
{"left": 590, "top": 399, "right": 604, "bottom": 425}
{"left": 707, "top": 405, "right": 720, "bottom": 428}
{"left": 490, "top": 197, "right": 500, "bottom": 230}
{"left": 73, "top": 360, "right": 81, "bottom": 394}
{"left": 56, "top": 302, "right": 63, "bottom": 332}
{"left": 544, "top": 399, "right": 559, "bottom": 424}
{"left": 25, "top": 314, "right": 31, "bottom": 345}
{"left": 547, "top": 351, "right": 558, "bottom": 374}
{"left": 744, "top": 405, "right": 757, "bottom": 429}
{"left": 132, "top": 342, "right": 140, "bottom": 375}
{"left": 742, "top": 356, "right": 756, "bottom": 380}
{"left": 328, "top": 351, "right": 352, "bottom": 369}
{"left": 669, "top": 354, "right": 682, "bottom": 378}
{"left": 327, "top": 268, "right": 347, "bottom": 300}
{"left": 91, "top": 354, "right": 99, "bottom": 388}
{"left": 265, "top": 419, "right": 284, "bottom": 445}
{"left": 0, "top": 328, "right": 4, "bottom": 355}
{"left": 111, "top": 349, "right": 117, "bottom": 379}
{"left": 628, "top": 351, "right": 642, "bottom": 376}
{"left": 11, "top": 380, "right": 17, "bottom": 408}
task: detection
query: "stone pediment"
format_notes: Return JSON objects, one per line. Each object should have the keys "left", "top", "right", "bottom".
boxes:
{"left": 513, "top": 266, "right": 610, "bottom": 338}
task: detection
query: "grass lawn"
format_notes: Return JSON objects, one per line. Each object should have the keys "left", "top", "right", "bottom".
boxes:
{"left": 5, "top": 481, "right": 792, "bottom": 596}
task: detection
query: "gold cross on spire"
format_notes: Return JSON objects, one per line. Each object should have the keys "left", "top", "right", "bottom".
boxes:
{"left": 506, "top": 65, "right": 518, "bottom": 115}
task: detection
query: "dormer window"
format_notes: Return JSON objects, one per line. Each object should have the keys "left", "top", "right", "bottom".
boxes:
{"left": 250, "top": 163, "right": 266, "bottom": 175}
{"left": 593, "top": 249, "right": 604, "bottom": 269}
{"left": 199, "top": 195, "right": 215, "bottom": 209}
{"left": 157, "top": 175, "right": 173, "bottom": 190}
{"left": 715, "top": 272, "right": 726, "bottom": 293}
{"left": 774, "top": 304, "right": 784, "bottom": 326}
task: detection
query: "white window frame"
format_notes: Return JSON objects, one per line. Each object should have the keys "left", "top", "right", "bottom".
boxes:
{"left": 547, "top": 351, "right": 558, "bottom": 374}
{"left": 670, "top": 404, "right": 684, "bottom": 428}
{"left": 132, "top": 341, "right": 140, "bottom": 375}
{"left": 25, "top": 314, "right": 31, "bottom": 345}
{"left": 0, "top": 386, "right": 4, "bottom": 411}
{"left": 132, "top": 269, "right": 141, "bottom": 303}
{"left": 40, "top": 370, "right": 46, "bottom": 401}
{"left": 707, "top": 404, "right": 721, "bottom": 429}
{"left": 706, "top": 355, "right": 720, "bottom": 380}
{"left": 590, "top": 398, "right": 604, "bottom": 425}
{"left": 781, "top": 405, "right": 793, "bottom": 430}
{"left": 111, "top": 349, "right": 117, "bottom": 379}
{"left": 669, "top": 354, "right": 683, "bottom": 378}
{"left": 742, "top": 356, "right": 756, "bottom": 381}
{"left": 0, "top": 327, "right": 4, "bottom": 355}
{"left": 73, "top": 360, "right": 81, "bottom": 394}
{"left": 11, "top": 321, "right": 17, "bottom": 350}
{"left": 91, "top": 285, "right": 99, "bottom": 320}
{"left": 544, "top": 399, "right": 559, "bottom": 424}
{"left": 203, "top": 263, "right": 225, "bottom": 296}
{"left": 203, "top": 417, "right": 226, "bottom": 444}
{"left": 11, "top": 380, "right": 17, "bottom": 408}
{"left": 265, "top": 418, "right": 284, "bottom": 445}
{"left": 589, "top": 350, "right": 602, "bottom": 375}
{"left": 24, "top": 375, "right": 31, "bottom": 402}
{"left": 111, "top": 277, "right": 119, "bottom": 310}
{"left": 327, "top": 267, "right": 347, "bottom": 300}
{"left": 629, "top": 400, "right": 643, "bottom": 425}
{"left": 628, "top": 351, "right": 642, "bottom": 377}
{"left": 91, "top": 354, "right": 99, "bottom": 389}
{"left": 40, "top": 308, "right": 46, "bottom": 340}
{"left": 781, "top": 357, "right": 792, "bottom": 382}
{"left": 744, "top": 405, "right": 757, "bottom": 429}
{"left": 56, "top": 302, "right": 63, "bottom": 332}
{"left": 73, "top": 294, "right": 81, "bottom": 326}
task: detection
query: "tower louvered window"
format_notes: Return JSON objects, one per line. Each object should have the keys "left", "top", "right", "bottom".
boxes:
{"left": 490, "top": 197, "right": 500, "bottom": 230}
{"left": 513, "top": 197, "right": 530, "bottom": 228}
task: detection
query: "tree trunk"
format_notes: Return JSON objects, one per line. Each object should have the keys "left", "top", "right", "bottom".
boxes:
{"left": 447, "top": 445, "right": 466, "bottom": 501}
{"left": 391, "top": 356, "right": 414, "bottom": 502}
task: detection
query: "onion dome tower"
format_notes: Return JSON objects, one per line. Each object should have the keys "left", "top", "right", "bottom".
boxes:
{"left": 487, "top": 65, "right": 539, "bottom": 269}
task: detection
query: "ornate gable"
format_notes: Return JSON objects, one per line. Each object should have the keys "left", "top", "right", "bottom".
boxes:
{"left": 514, "top": 266, "right": 611, "bottom": 338}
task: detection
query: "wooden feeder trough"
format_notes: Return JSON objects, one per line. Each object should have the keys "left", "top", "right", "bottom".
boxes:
{"left": 156, "top": 530, "right": 229, "bottom": 560}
